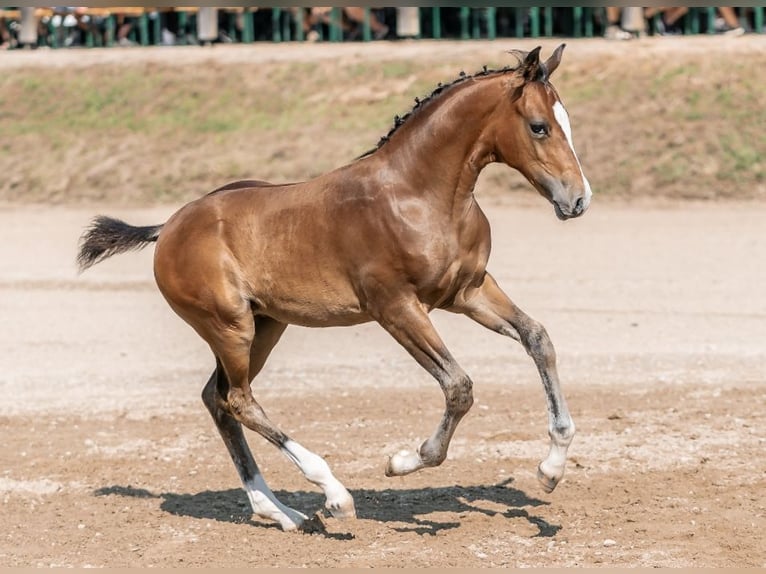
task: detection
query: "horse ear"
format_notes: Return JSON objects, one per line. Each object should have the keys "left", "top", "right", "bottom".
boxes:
{"left": 521, "top": 46, "right": 542, "bottom": 82}
{"left": 544, "top": 43, "right": 566, "bottom": 77}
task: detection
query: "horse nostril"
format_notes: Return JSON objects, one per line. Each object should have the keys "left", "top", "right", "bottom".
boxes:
{"left": 574, "top": 197, "right": 584, "bottom": 214}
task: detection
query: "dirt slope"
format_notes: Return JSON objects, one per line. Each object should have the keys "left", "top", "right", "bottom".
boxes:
{"left": 0, "top": 36, "right": 764, "bottom": 204}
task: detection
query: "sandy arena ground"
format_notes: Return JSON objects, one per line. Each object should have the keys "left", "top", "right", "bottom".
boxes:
{"left": 1, "top": 194, "right": 764, "bottom": 567}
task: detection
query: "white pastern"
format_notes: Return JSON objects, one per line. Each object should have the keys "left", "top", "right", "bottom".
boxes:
{"left": 552, "top": 100, "right": 592, "bottom": 205}
{"left": 244, "top": 474, "right": 306, "bottom": 531}
{"left": 282, "top": 440, "right": 356, "bottom": 518}
{"left": 538, "top": 416, "right": 575, "bottom": 493}
{"left": 386, "top": 449, "right": 424, "bottom": 476}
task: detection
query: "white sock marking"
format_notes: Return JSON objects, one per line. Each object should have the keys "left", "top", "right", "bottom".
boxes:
{"left": 541, "top": 415, "right": 575, "bottom": 481}
{"left": 283, "top": 440, "right": 335, "bottom": 485}
{"left": 244, "top": 473, "right": 305, "bottom": 529}
{"left": 282, "top": 440, "right": 353, "bottom": 513}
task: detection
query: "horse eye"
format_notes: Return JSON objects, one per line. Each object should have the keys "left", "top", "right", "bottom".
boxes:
{"left": 530, "top": 123, "right": 548, "bottom": 136}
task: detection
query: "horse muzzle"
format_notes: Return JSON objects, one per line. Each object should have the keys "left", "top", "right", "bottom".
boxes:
{"left": 536, "top": 173, "right": 591, "bottom": 221}
{"left": 553, "top": 194, "right": 589, "bottom": 220}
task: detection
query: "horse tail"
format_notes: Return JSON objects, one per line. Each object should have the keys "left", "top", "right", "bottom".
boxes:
{"left": 77, "top": 215, "right": 164, "bottom": 273}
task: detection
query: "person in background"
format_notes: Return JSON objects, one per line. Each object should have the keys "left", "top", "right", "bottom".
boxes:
{"left": 344, "top": 7, "right": 389, "bottom": 40}
{"left": 715, "top": 7, "right": 745, "bottom": 36}
{"left": 217, "top": 8, "right": 246, "bottom": 43}
{"left": 158, "top": 7, "right": 179, "bottom": 45}
{"left": 644, "top": 7, "right": 689, "bottom": 35}
{"left": 0, "top": 10, "right": 13, "bottom": 49}
{"left": 114, "top": 10, "right": 136, "bottom": 46}
{"left": 304, "top": 7, "right": 388, "bottom": 42}
{"left": 603, "top": 7, "right": 633, "bottom": 40}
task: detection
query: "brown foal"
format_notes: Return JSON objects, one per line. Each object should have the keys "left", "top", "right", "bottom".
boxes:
{"left": 78, "top": 45, "right": 591, "bottom": 531}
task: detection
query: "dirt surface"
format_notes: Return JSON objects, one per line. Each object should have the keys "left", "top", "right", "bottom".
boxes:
{"left": 1, "top": 197, "right": 764, "bottom": 567}
{"left": 1, "top": 38, "right": 765, "bottom": 567}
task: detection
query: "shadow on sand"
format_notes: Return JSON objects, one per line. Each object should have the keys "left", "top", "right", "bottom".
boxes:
{"left": 95, "top": 478, "right": 560, "bottom": 538}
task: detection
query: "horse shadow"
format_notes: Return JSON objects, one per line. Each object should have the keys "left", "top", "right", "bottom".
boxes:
{"left": 94, "top": 478, "right": 560, "bottom": 539}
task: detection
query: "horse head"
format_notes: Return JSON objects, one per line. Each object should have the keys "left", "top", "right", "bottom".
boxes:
{"left": 493, "top": 44, "right": 592, "bottom": 220}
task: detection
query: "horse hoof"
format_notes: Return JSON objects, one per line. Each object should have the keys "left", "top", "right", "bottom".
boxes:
{"left": 537, "top": 463, "right": 561, "bottom": 494}
{"left": 297, "top": 511, "right": 328, "bottom": 534}
{"left": 385, "top": 450, "right": 422, "bottom": 477}
{"left": 326, "top": 496, "right": 357, "bottom": 520}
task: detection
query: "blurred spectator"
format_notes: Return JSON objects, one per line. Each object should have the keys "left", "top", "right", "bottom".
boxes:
{"left": 345, "top": 7, "right": 389, "bottom": 40}
{"left": 0, "top": 5, "right": 756, "bottom": 49}
{"left": 644, "top": 7, "right": 689, "bottom": 35}
{"left": 217, "top": 8, "right": 246, "bottom": 43}
{"left": 158, "top": 8, "right": 179, "bottom": 45}
{"left": 19, "top": 6, "right": 40, "bottom": 48}
{"left": 114, "top": 10, "right": 136, "bottom": 46}
{"left": 715, "top": 7, "right": 745, "bottom": 35}
{"left": 53, "top": 7, "right": 90, "bottom": 47}
{"left": 196, "top": 6, "right": 217, "bottom": 45}
{"left": 622, "top": 7, "right": 647, "bottom": 36}
{"left": 303, "top": 7, "right": 388, "bottom": 41}
{"left": 645, "top": 7, "right": 745, "bottom": 36}
{"left": 603, "top": 7, "right": 633, "bottom": 40}
{"left": 0, "top": 10, "right": 12, "bottom": 49}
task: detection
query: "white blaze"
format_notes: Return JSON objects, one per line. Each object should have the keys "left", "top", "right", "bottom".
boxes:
{"left": 552, "top": 100, "right": 592, "bottom": 204}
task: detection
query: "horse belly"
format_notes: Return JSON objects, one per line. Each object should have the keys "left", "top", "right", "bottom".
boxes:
{"left": 249, "top": 270, "right": 370, "bottom": 328}
{"left": 255, "top": 296, "right": 370, "bottom": 328}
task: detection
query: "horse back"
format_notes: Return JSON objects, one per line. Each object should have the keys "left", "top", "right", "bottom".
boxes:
{"left": 207, "top": 179, "right": 282, "bottom": 196}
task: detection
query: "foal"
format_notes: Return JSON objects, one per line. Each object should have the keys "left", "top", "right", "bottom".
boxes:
{"left": 78, "top": 45, "right": 591, "bottom": 531}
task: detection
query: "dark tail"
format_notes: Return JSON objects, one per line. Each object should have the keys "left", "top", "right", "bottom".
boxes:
{"left": 77, "top": 216, "right": 164, "bottom": 273}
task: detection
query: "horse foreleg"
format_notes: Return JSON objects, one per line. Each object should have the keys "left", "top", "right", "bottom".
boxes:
{"left": 374, "top": 297, "right": 474, "bottom": 477}
{"left": 450, "top": 272, "right": 575, "bottom": 493}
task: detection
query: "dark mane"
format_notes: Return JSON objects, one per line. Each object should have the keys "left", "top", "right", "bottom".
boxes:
{"left": 358, "top": 63, "right": 519, "bottom": 159}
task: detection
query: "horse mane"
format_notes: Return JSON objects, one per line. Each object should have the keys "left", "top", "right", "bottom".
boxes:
{"left": 358, "top": 62, "right": 521, "bottom": 159}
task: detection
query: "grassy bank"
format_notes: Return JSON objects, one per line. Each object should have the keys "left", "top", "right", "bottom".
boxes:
{"left": 0, "top": 40, "right": 763, "bottom": 204}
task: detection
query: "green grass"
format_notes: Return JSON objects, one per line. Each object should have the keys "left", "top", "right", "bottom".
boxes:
{"left": 380, "top": 60, "right": 418, "bottom": 78}
{"left": 1, "top": 64, "right": 326, "bottom": 137}
{"left": 719, "top": 135, "right": 763, "bottom": 181}
{"left": 648, "top": 63, "right": 700, "bottom": 98}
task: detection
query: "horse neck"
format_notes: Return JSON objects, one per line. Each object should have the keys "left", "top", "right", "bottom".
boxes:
{"left": 375, "top": 75, "right": 504, "bottom": 211}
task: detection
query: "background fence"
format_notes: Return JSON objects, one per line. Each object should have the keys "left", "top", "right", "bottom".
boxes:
{"left": 1, "top": 6, "right": 764, "bottom": 49}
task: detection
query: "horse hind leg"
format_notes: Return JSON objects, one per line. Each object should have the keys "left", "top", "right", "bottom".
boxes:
{"left": 212, "top": 314, "right": 355, "bottom": 526}
{"left": 201, "top": 365, "right": 307, "bottom": 531}
{"left": 247, "top": 317, "right": 356, "bottom": 520}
